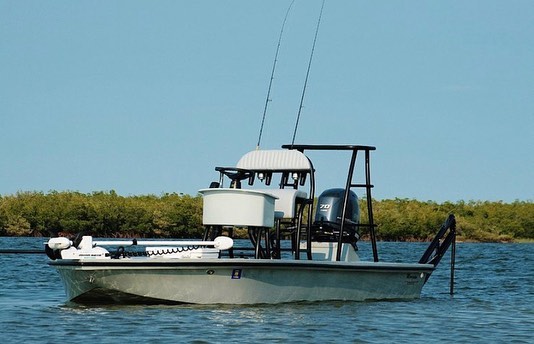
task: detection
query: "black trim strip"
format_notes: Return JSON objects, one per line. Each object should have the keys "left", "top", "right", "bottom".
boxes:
{"left": 49, "top": 259, "right": 434, "bottom": 273}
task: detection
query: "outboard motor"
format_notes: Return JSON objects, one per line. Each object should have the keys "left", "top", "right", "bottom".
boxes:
{"left": 312, "top": 188, "right": 360, "bottom": 242}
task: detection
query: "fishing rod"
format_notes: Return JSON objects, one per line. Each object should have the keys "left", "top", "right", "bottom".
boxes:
{"left": 256, "top": 0, "right": 295, "bottom": 150}
{"left": 291, "top": 0, "right": 325, "bottom": 146}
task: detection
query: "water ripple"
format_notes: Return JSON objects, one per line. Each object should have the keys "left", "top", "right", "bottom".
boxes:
{"left": 1, "top": 239, "right": 533, "bottom": 343}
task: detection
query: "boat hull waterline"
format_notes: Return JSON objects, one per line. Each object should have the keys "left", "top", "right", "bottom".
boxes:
{"left": 51, "top": 259, "right": 434, "bottom": 304}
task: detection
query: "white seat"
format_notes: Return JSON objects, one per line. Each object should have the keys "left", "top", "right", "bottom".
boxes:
{"left": 258, "top": 189, "right": 307, "bottom": 219}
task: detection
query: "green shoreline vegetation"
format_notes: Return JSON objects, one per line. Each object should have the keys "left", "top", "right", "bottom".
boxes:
{"left": 1, "top": 191, "right": 532, "bottom": 242}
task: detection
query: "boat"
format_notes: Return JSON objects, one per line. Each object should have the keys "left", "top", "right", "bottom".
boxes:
{"left": 45, "top": 144, "right": 457, "bottom": 304}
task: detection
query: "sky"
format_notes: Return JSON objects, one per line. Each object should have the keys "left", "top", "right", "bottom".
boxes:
{"left": 1, "top": 0, "right": 533, "bottom": 202}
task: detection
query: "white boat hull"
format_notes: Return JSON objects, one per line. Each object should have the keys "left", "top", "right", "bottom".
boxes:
{"left": 50, "top": 259, "right": 434, "bottom": 304}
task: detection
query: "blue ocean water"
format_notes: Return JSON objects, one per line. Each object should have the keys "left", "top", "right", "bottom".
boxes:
{"left": 1, "top": 238, "right": 532, "bottom": 343}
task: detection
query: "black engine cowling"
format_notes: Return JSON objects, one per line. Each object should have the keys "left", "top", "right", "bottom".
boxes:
{"left": 312, "top": 188, "right": 360, "bottom": 242}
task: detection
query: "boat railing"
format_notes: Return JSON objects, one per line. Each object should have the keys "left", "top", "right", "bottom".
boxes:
{"left": 282, "top": 144, "right": 378, "bottom": 262}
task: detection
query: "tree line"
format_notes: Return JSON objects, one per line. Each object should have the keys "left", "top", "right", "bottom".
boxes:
{"left": 0, "top": 191, "right": 532, "bottom": 242}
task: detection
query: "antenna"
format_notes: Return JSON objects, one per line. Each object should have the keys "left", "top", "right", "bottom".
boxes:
{"left": 256, "top": 0, "right": 295, "bottom": 150}
{"left": 291, "top": 0, "right": 325, "bottom": 146}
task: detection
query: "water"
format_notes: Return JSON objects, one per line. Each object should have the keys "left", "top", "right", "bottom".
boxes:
{"left": 1, "top": 238, "right": 532, "bottom": 343}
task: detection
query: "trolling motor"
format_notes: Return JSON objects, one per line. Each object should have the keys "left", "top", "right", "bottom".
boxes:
{"left": 44, "top": 236, "right": 234, "bottom": 260}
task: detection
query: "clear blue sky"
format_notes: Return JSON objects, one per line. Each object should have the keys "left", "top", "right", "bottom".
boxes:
{"left": 1, "top": 0, "right": 533, "bottom": 202}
